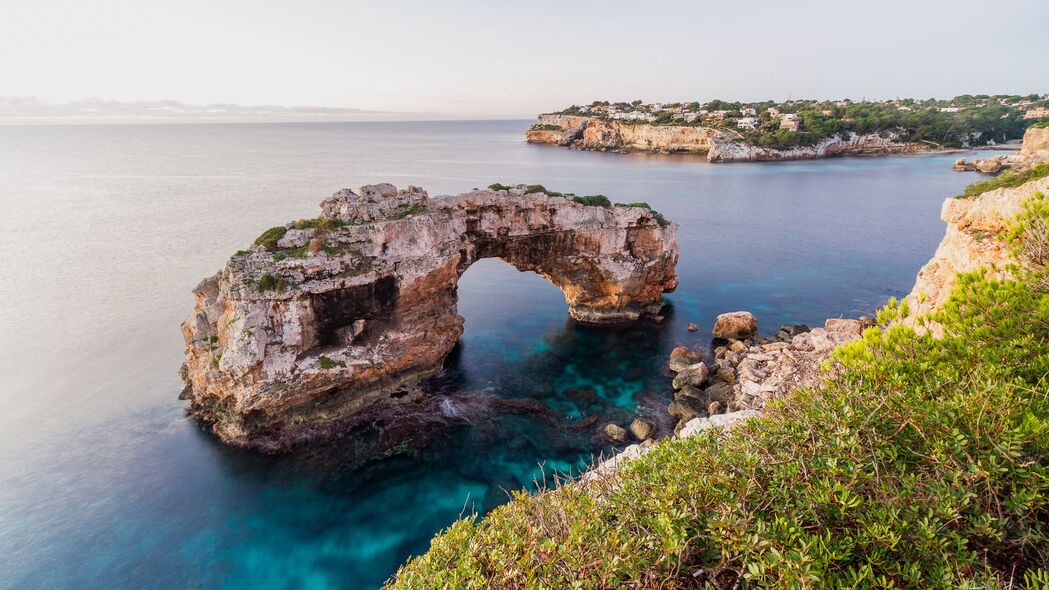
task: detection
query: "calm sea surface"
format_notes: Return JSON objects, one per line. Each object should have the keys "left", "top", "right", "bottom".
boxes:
{"left": 0, "top": 120, "right": 1006, "bottom": 589}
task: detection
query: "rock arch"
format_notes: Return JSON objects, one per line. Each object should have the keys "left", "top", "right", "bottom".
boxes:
{"left": 181, "top": 184, "right": 679, "bottom": 449}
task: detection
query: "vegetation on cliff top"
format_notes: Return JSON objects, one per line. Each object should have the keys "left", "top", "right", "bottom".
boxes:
{"left": 486, "top": 183, "right": 670, "bottom": 226}
{"left": 956, "top": 163, "right": 1049, "bottom": 199}
{"left": 386, "top": 192, "right": 1049, "bottom": 588}
{"left": 556, "top": 95, "right": 1045, "bottom": 150}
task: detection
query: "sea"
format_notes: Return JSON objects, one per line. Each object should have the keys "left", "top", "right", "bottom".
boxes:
{"left": 0, "top": 120, "right": 1009, "bottom": 589}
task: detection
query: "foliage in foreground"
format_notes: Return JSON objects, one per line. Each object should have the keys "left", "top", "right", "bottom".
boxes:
{"left": 386, "top": 196, "right": 1049, "bottom": 588}
{"left": 957, "top": 163, "right": 1049, "bottom": 199}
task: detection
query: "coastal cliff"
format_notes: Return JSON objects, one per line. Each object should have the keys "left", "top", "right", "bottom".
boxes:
{"left": 904, "top": 173, "right": 1049, "bottom": 324}
{"left": 953, "top": 125, "right": 1049, "bottom": 174}
{"left": 527, "top": 114, "right": 931, "bottom": 161}
{"left": 388, "top": 135, "right": 1049, "bottom": 590}
{"left": 181, "top": 184, "right": 679, "bottom": 450}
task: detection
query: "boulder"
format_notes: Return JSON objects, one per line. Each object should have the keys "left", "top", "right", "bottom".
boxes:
{"left": 674, "top": 384, "right": 705, "bottom": 402}
{"left": 629, "top": 418, "right": 656, "bottom": 441}
{"left": 669, "top": 346, "right": 703, "bottom": 372}
{"left": 678, "top": 410, "right": 760, "bottom": 439}
{"left": 715, "top": 366, "right": 736, "bottom": 383}
{"left": 713, "top": 311, "right": 758, "bottom": 339}
{"left": 825, "top": 318, "right": 864, "bottom": 338}
{"left": 668, "top": 399, "right": 702, "bottom": 422}
{"left": 671, "top": 362, "right": 710, "bottom": 389}
{"left": 604, "top": 423, "right": 628, "bottom": 442}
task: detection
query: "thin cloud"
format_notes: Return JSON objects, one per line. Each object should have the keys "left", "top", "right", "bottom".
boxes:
{"left": 0, "top": 97, "right": 400, "bottom": 123}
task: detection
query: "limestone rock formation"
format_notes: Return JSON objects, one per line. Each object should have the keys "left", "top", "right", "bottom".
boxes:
{"left": 181, "top": 183, "right": 679, "bottom": 450}
{"left": 526, "top": 115, "right": 933, "bottom": 162}
{"left": 712, "top": 311, "right": 758, "bottom": 339}
{"left": 953, "top": 126, "right": 1049, "bottom": 175}
{"left": 904, "top": 174, "right": 1049, "bottom": 326}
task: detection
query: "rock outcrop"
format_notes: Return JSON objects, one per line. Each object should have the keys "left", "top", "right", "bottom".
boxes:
{"left": 904, "top": 174, "right": 1049, "bottom": 326}
{"left": 707, "top": 131, "right": 932, "bottom": 162}
{"left": 665, "top": 318, "right": 867, "bottom": 434}
{"left": 526, "top": 114, "right": 934, "bottom": 162}
{"left": 181, "top": 184, "right": 679, "bottom": 450}
{"left": 953, "top": 126, "right": 1049, "bottom": 175}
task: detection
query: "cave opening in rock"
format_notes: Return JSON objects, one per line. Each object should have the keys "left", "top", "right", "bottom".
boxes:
{"left": 310, "top": 276, "right": 398, "bottom": 348}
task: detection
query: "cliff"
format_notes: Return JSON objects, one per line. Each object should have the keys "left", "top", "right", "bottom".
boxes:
{"left": 527, "top": 114, "right": 932, "bottom": 161}
{"left": 904, "top": 173, "right": 1049, "bottom": 323}
{"left": 180, "top": 184, "right": 679, "bottom": 450}
{"left": 388, "top": 130, "right": 1049, "bottom": 590}
{"left": 953, "top": 125, "right": 1049, "bottom": 174}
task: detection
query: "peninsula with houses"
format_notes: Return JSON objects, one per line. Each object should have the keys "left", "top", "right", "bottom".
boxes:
{"left": 527, "top": 94, "right": 1049, "bottom": 162}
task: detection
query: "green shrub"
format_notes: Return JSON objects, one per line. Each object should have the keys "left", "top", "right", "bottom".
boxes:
{"left": 292, "top": 217, "right": 342, "bottom": 230}
{"left": 956, "top": 163, "right": 1049, "bottom": 199}
{"left": 487, "top": 183, "right": 512, "bottom": 191}
{"left": 318, "top": 355, "right": 346, "bottom": 370}
{"left": 253, "top": 226, "right": 287, "bottom": 249}
{"left": 614, "top": 201, "right": 652, "bottom": 209}
{"left": 385, "top": 195, "right": 1049, "bottom": 589}
{"left": 256, "top": 273, "right": 289, "bottom": 292}
{"left": 529, "top": 124, "right": 563, "bottom": 132}
{"left": 571, "top": 194, "right": 612, "bottom": 208}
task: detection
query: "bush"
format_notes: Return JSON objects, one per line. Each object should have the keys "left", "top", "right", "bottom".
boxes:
{"left": 253, "top": 226, "right": 287, "bottom": 249}
{"left": 256, "top": 273, "right": 289, "bottom": 292}
{"left": 385, "top": 195, "right": 1049, "bottom": 588}
{"left": 572, "top": 195, "right": 612, "bottom": 208}
{"left": 956, "top": 163, "right": 1049, "bottom": 199}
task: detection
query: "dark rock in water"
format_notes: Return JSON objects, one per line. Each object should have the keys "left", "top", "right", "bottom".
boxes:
{"left": 668, "top": 346, "right": 703, "bottom": 372}
{"left": 629, "top": 418, "right": 656, "bottom": 441}
{"left": 671, "top": 362, "right": 710, "bottom": 390}
{"left": 604, "top": 423, "right": 628, "bottom": 442}
{"left": 780, "top": 324, "right": 811, "bottom": 337}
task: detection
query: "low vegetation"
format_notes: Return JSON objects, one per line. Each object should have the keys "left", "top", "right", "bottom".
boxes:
{"left": 255, "top": 273, "right": 290, "bottom": 292}
{"left": 571, "top": 194, "right": 611, "bottom": 208}
{"left": 956, "top": 163, "right": 1049, "bottom": 199}
{"left": 254, "top": 226, "right": 288, "bottom": 249}
{"left": 386, "top": 192, "right": 1049, "bottom": 588}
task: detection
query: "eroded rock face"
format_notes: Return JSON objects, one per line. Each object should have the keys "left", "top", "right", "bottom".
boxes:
{"left": 526, "top": 115, "right": 933, "bottom": 161}
{"left": 181, "top": 184, "right": 679, "bottom": 449}
{"left": 904, "top": 175, "right": 1049, "bottom": 329}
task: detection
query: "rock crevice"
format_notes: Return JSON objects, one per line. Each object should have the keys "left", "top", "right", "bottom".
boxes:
{"left": 181, "top": 183, "right": 679, "bottom": 449}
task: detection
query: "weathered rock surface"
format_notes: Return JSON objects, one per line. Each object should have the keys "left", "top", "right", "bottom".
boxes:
{"left": 664, "top": 317, "right": 863, "bottom": 433}
{"left": 527, "top": 115, "right": 935, "bottom": 162}
{"left": 953, "top": 126, "right": 1049, "bottom": 175}
{"left": 904, "top": 174, "right": 1049, "bottom": 328}
{"left": 707, "top": 131, "right": 931, "bottom": 162}
{"left": 181, "top": 184, "right": 679, "bottom": 449}
{"left": 712, "top": 311, "right": 758, "bottom": 339}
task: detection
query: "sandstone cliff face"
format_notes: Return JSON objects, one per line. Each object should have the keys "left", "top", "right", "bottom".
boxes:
{"left": 904, "top": 175, "right": 1049, "bottom": 323}
{"left": 707, "top": 131, "right": 928, "bottom": 162}
{"left": 181, "top": 184, "right": 679, "bottom": 450}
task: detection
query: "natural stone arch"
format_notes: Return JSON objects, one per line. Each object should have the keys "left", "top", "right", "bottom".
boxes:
{"left": 181, "top": 184, "right": 679, "bottom": 450}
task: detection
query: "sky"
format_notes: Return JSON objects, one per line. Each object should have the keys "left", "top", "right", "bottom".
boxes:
{"left": 2, "top": 0, "right": 1048, "bottom": 122}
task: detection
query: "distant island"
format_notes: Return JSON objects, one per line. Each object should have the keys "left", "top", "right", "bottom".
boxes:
{"left": 527, "top": 94, "right": 1049, "bottom": 162}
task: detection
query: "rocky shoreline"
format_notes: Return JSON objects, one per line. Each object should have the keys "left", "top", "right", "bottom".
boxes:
{"left": 526, "top": 114, "right": 939, "bottom": 162}
{"left": 952, "top": 125, "right": 1049, "bottom": 175}
{"left": 585, "top": 138, "right": 1049, "bottom": 480}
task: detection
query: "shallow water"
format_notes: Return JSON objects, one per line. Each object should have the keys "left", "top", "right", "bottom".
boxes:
{"left": 0, "top": 120, "right": 1005, "bottom": 588}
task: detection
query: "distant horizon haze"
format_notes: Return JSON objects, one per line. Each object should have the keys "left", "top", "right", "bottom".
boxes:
{"left": 2, "top": 0, "right": 1047, "bottom": 122}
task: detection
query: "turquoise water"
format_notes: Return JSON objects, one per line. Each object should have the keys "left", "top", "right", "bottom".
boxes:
{"left": 0, "top": 120, "right": 1006, "bottom": 588}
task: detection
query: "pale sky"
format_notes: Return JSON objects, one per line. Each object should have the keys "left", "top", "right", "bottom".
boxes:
{"left": 2, "top": 0, "right": 1048, "bottom": 121}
